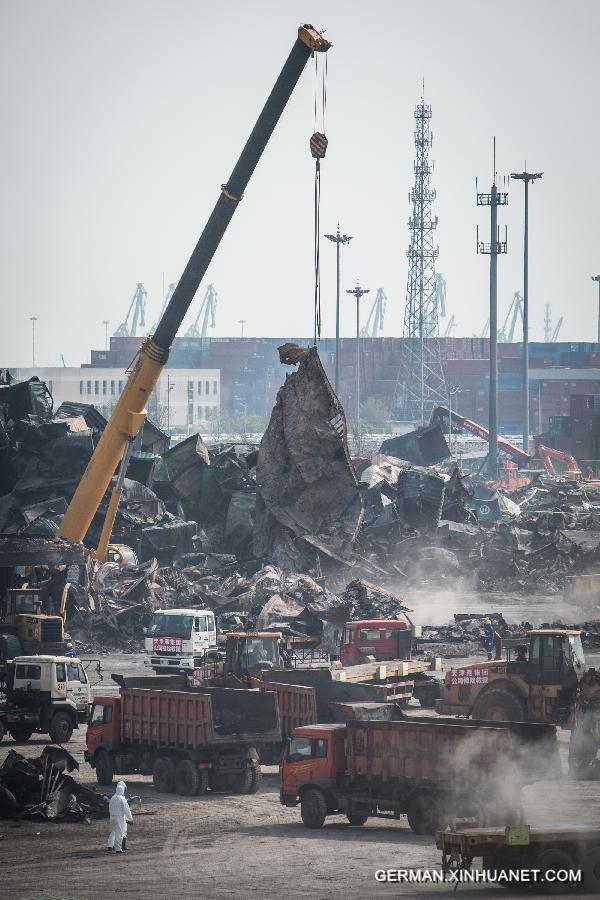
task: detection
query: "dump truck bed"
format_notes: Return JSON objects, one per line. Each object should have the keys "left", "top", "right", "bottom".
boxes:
{"left": 255, "top": 680, "right": 316, "bottom": 738}
{"left": 120, "top": 687, "right": 281, "bottom": 750}
{"left": 345, "top": 716, "right": 558, "bottom": 784}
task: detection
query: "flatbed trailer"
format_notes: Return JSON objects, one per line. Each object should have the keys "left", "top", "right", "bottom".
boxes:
{"left": 436, "top": 825, "right": 600, "bottom": 895}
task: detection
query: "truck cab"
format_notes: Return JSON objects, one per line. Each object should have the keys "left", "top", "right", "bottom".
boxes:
{"left": 340, "top": 619, "right": 414, "bottom": 666}
{"left": 280, "top": 724, "right": 347, "bottom": 809}
{"left": 436, "top": 629, "right": 586, "bottom": 724}
{"left": 144, "top": 608, "right": 217, "bottom": 673}
{"left": 0, "top": 655, "right": 92, "bottom": 744}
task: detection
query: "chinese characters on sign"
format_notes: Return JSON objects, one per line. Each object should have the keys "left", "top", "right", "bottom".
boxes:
{"left": 153, "top": 637, "right": 183, "bottom": 653}
{"left": 448, "top": 667, "right": 489, "bottom": 686}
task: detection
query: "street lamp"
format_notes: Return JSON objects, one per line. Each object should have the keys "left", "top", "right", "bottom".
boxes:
{"left": 30, "top": 317, "right": 38, "bottom": 368}
{"left": 511, "top": 169, "right": 543, "bottom": 452}
{"left": 325, "top": 225, "right": 353, "bottom": 395}
{"left": 592, "top": 276, "right": 600, "bottom": 343}
{"left": 166, "top": 374, "right": 174, "bottom": 434}
{"left": 346, "top": 282, "right": 370, "bottom": 420}
{"left": 448, "top": 384, "right": 461, "bottom": 455}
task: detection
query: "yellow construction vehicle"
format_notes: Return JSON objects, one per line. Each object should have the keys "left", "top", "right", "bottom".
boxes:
{"left": 0, "top": 585, "right": 68, "bottom": 668}
{"left": 56, "top": 24, "right": 331, "bottom": 560}
{"left": 436, "top": 628, "right": 585, "bottom": 725}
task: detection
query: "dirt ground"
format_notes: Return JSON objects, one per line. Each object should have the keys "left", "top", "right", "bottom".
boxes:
{"left": 1, "top": 646, "right": 599, "bottom": 900}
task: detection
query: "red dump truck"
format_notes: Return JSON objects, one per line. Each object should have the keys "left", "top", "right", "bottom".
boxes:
{"left": 281, "top": 713, "right": 559, "bottom": 834}
{"left": 86, "top": 679, "right": 315, "bottom": 796}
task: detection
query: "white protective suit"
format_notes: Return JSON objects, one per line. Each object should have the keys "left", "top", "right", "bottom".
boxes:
{"left": 107, "top": 781, "right": 133, "bottom": 852}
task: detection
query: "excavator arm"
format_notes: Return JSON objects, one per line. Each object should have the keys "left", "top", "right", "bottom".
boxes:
{"left": 58, "top": 24, "right": 332, "bottom": 549}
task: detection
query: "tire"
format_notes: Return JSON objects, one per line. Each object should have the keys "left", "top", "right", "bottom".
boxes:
{"left": 0, "top": 720, "right": 4, "bottom": 743}
{"left": 8, "top": 725, "right": 34, "bottom": 743}
{"left": 347, "top": 813, "right": 369, "bottom": 826}
{"left": 95, "top": 749, "right": 114, "bottom": 786}
{"left": 472, "top": 688, "right": 527, "bottom": 723}
{"left": 406, "top": 794, "right": 440, "bottom": 835}
{"left": 153, "top": 756, "right": 176, "bottom": 793}
{"left": 0, "top": 634, "right": 22, "bottom": 667}
{"left": 175, "top": 759, "right": 201, "bottom": 797}
{"left": 49, "top": 711, "right": 73, "bottom": 744}
{"left": 533, "top": 848, "right": 575, "bottom": 896}
{"left": 300, "top": 788, "right": 327, "bottom": 829}
{"left": 231, "top": 766, "right": 253, "bottom": 795}
{"left": 582, "top": 846, "right": 600, "bottom": 893}
{"left": 247, "top": 767, "right": 262, "bottom": 795}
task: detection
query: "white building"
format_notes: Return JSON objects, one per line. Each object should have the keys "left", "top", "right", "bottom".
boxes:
{"left": 10, "top": 367, "right": 220, "bottom": 432}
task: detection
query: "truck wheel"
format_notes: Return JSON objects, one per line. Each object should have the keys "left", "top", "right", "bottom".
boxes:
{"left": 472, "top": 688, "right": 527, "bottom": 722}
{"left": 231, "top": 766, "right": 253, "bottom": 794}
{"left": 582, "top": 846, "right": 600, "bottom": 893}
{"left": 406, "top": 794, "right": 440, "bottom": 835}
{"left": 175, "top": 759, "right": 201, "bottom": 797}
{"left": 347, "top": 813, "right": 369, "bottom": 826}
{"left": 533, "top": 848, "right": 575, "bottom": 895}
{"left": 247, "top": 767, "right": 262, "bottom": 795}
{"left": 49, "top": 711, "right": 73, "bottom": 743}
{"left": 300, "top": 788, "right": 327, "bottom": 829}
{"left": 8, "top": 725, "right": 34, "bottom": 743}
{"left": 95, "top": 750, "right": 114, "bottom": 786}
{"left": 0, "top": 634, "right": 22, "bottom": 667}
{"left": 153, "top": 756, "right": 176, "bottom": 793}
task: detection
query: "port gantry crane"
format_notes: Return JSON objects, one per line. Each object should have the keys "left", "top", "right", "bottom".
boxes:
{"left": 185, "top": 284, "right": 217, "bottom": 337}
{"left": 497, "top": 291, "right": 524, "bottom": 342}
{"left": 113, "top": 283, "right": 148, "bottom": 337}
{"left": 57, "top": 24, "right": 333, "bottom": 558}
{"left": 360, "top": 288, "right": 386, "bottom": 337}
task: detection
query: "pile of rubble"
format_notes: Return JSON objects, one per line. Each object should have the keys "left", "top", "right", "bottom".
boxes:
{"left": 3, "top": 345, "right": 600, "bottom": 655}
{"left": 0, "top": 746, "right": 108, "bottom": 821}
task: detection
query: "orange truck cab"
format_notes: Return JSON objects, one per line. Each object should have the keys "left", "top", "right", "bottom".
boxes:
{"left": 85, "top": 695, "right": 120, "bottom": 763}
{"left": 340, "top": 619, "right": 413, "bottom": 666}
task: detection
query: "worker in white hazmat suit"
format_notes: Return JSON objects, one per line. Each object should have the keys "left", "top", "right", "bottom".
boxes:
{"left": 107, "top": 781, "right": 133, "bottom": 852}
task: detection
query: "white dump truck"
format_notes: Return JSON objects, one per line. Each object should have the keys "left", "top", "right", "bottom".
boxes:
{"left": 143, "top": 608, "right": 218, "bottom": 674}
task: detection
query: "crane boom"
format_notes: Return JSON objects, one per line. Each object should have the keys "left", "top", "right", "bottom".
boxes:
{"left": 58, "top": 23, "right": 332, "bottom": 548}
{"left": 551, "top": 317, "right": 563, "bottom": 342}
{"left": 431, "top": 405, "right": 532, "bottom": 463}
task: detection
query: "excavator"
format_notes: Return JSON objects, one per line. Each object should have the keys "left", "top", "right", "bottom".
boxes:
{"left": 1, "top": 25, "right": 332, "bottom": 667}
{"left": 430, "top": 406, "right": 532, "bottom": 465}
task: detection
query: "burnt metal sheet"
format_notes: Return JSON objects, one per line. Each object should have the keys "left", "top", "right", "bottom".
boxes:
{"left": 255, "top": 345, "right": 363, "bottom": 569}
{"left": 0, "top": 535, "right": 86, "bottom": 567}
{"left": 380, "top": 424, "right": 450, "bottom": 466}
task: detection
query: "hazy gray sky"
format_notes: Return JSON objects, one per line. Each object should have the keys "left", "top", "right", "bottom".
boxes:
{"left": 1, "top": 0, "right": 598, "bottom": 367}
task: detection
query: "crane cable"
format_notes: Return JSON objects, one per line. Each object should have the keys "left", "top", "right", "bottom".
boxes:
{"left": 310, "top": 53, "right": 328, "bottom": 345}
